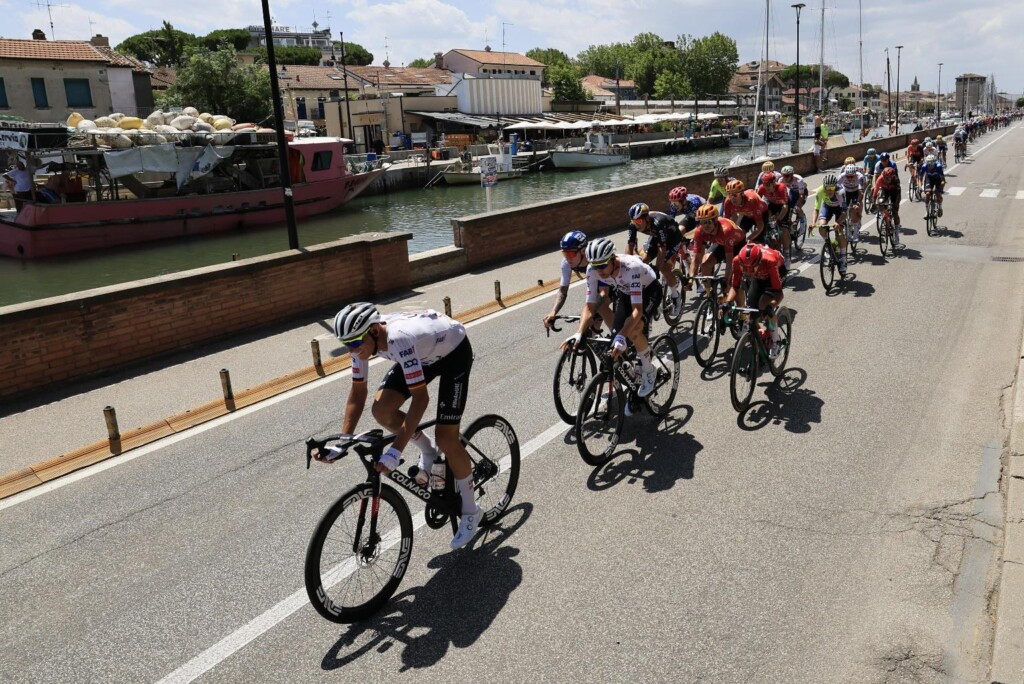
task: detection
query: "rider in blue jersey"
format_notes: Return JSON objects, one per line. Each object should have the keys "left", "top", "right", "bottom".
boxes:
{"left": 920, "top": 154, "right": 946, "bottom": 217}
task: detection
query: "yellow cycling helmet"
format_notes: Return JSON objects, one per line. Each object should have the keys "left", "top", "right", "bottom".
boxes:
{"left": 761, "top": 161, "right": 775, "bottom": 173}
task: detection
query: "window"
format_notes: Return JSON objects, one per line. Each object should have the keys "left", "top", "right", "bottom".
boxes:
{"left": 63, "top": 79, "right": 93, "bottom": 107}
{"left": 311, "top": 151, "right": 332, "bottom": 171}
{"left": 0, "top": 78, "right": 7, "bottom": 108}
{"left": 31, "top": 78, "right": 48, "bottom": 108}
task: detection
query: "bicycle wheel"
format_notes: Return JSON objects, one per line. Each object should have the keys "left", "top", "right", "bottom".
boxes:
{"left": 768, "top": 309, "right": 792, "bottom": 377}
{"left": 730, "top": 332, "right": 760, "bottom": 413}
{"left": 692, "top": 297, "right": 721, "bottom": 368}
{"left": 819, "top": 239, "right": 836, "bottom": 292}
{"left": 462, "top": 414, "right": 520, "bottom": 527}
{"left": 645, "top": 334, "right": 680, "bottom": 417}
{"left": 876, "top": 214, "right": 888, "bottom": 257}
{"left": 553, "top": 345, "right": 597, "bottom": 425}
{"left": 794, "top": 214, "right": 807, "bottom": 251}
{"left": 305, "top": 483, "right": 413, "bottom": 624}
{"left": 575, "top": 372, "right": 624, "bottom": 467}
{"left": 661, "top": 271, "right": 685, "bottom": 328}
{"left": 925, "top": 198, "right": 936, "bottom": 236}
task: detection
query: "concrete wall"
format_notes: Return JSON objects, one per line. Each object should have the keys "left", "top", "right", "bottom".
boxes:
{"left": 107, "top": 67, "right": 136, "bottom": 115}
{"left": 0, "top": 59, "right": 114, "bottom": 122}
{"left": 0, "top": 232, "right": 410, "bottom": 400}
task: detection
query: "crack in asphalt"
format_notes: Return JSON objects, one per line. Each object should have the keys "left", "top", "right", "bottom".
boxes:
{"left": 878, "top": 643, "right": 947, "bottom": 683}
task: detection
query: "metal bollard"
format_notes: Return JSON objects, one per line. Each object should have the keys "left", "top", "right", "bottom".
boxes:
{"left": 103, "top": 406, "right": 120, "bottom": 442}
{"left": 231, "top": 253, "right": 239, "bottom": 261}
{"left": 494, "top": 280, "right": 502, "bottom": 302}
{"left": 219, "top": 368, "right": 234, "bottom": 403}
{"left": 443, "top": 296, "right": 452, "bottom": 318}
{"left": 537, "top": 279, "right": 544, "bottom": 287}
{"left": 310, "top": 338, "right": 323, "bottom": 370}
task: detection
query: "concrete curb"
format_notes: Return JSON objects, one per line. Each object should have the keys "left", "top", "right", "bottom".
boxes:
{"left": 991, "top": 327, "right": 1024, "bottom": 683}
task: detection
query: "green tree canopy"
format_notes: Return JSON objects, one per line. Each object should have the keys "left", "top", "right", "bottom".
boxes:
{"left": 1017, "top": 97, "right": 1024, "bottom": 108}
{"left": 115, "top": 22, "right": 197, "bottom": 66}
{"left": 252, "top": 45, "right": 322, "bottom": 66}
{"left": 576, "top": 42, "right": 633, "bottom": 80}
{"left": 200, "top": 29, "right": 251, "bottom": 52}
{"left": 549, "top": 64, "right": 589, "bottom": 101}
{"left": 526, "top": 48, "right": 571, "bottom": 86}
{"left": 653, "top": 70, "right": 691, "bottom": 100}
{"left": 677, "top": 32, "right": 739, "bottom": 115}
{"left": 779, "top": 64, "right": 818, "bottom": 86}
{"left": 158, "top": 44, "right": 271, "bottom": 123}
{"left": 407, "top": 57, "right": 434, "bottom": 68}
{"left": 824, "top": 69, "right": 850, "bottom": 98}
{"left": 331, "top": 41, "right": 373, "bottom": 66}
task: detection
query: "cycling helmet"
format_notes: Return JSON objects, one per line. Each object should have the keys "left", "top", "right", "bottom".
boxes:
{"left": 844, "top": 156, "right": 856, "bottom": 165}
{"left": 586, "top": 238, "right": 616, "bottom": 264}
{"left": 867, "top": 148, "right": 877, "bottom": 155}
{"left": 725, "top": 179, "right": 745, "bottom": 193}
{"left": 668, "top": 186, "right": 688, "bottom": 202}
{"left": 696, "top": 203, "right": 719, "bottom": 221}
{"left": 333, "top": 302, "right": 380, "bottom": 341}
{"left": 714, "top": 166, "right": 730, "bottom": 178}
{"left": 882, "top": 166, "right": 896, "bottom": 178}
{"left": 761, "top": 161, "right": 775, "bottom": 173}
{"left": 761, "top": 171, "right": 776, "bottom": 184}
{"left": 628, "top": 202, "right": 650, "bottom": 220}
{"left": 925, "top": 154, "right": 937, "bottom": 165}
{"left": 936, "top": 135, "right": 944, "bottom": 142}
{"left": 736, "top": 243, "right": 763, "bottom": 269}
{"left": 780, "top": 165, "right": 795, "bottom": 175}
{"left": 560, "top": 230, "right": 587, "bottom": 251}
{"left": 911, "top": 138, "right": 920, "bottom": 145}
{"left": 844, "top": 164, "right": 858, "bottom": 176}
{"left": 822, "top": 174, "right": 838, "bottom": 186}
{"left": 880, "top": 151, "right": 890, "bottom": 159}
{"left": 924, "top": 137, "right": 932, "bottom": 143}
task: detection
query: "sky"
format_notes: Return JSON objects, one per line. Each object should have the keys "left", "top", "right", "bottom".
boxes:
{"left": 2, "top": 0, "right": 1021, "bottom": 99}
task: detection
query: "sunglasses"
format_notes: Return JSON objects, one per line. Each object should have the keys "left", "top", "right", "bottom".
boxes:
{"left": 824, "top": 185, "right": 837, "bottom": 190}
{"left": 592, "top": 259, "right": 614, "bottom": 270}
{"left": 698, "top": 219, "right": 715, "bottom": 226}
{"left": 341, "top": 332, "right": 369, "bottom": 349}
{"left": 562, "top": 249, "right": 580, "bottom": 257}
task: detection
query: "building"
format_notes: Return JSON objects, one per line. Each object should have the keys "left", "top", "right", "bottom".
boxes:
{"left": 0, "top": 31, "right": 153, "bottom": 123}
{"left": 580, "top": 75, "right": 637, "bottom": 101}
{"left": 246, "top": 23, "right": 334, "bottom": 64}
{"left": 955, "top": 73, "right": 987, "bottom": 115}
{"left": 728, "top": 60, "right": 787, "bottom": 117}
{"left": 440, "top": 48, "right": 545, "bottom": 81}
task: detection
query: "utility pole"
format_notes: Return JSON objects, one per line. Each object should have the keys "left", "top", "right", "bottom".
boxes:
{"left": 936, "top": 63, "right": 942, "bottom": 121}
{"left": 895, "top": 45, "right": 904, "bottom": 126}
{"left": 791, "top": 3, "right": 806, "bottom": 153}
{"left": 885, "top": 48, "right": 892, "bottom": 128}
{"left": 818, "top": 4, "right": 825, "bottom": 112}
{"left": 339, "top": 31, "right": 354, "bottom": 143}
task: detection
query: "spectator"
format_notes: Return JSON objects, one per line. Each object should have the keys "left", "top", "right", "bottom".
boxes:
{"left": 372, "top": 137, "right": 385, "bottom": 156}
{"left": 812, "top": 136, "right": 825, "bottom": 172}
{"left": 813, "top": 110, "right": 823, "bottom": 139}
{"left": 3, "top": 160, "right": 32, "bottom": 203}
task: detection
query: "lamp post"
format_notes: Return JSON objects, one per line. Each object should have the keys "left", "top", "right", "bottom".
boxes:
{"left": 260, "top": 0, "right": 299, "bottom": 249}
{"left": 936, "top": 62, "right": 942, "bottom": 121}
{"left": 791, "top": 3, "right": 805, "bottom": 153}
{"left": 894, "top": 45, "right": 903, "bottom": 128}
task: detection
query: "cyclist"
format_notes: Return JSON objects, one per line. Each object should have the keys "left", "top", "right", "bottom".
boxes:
{"left": 922, "top": 138, "right": 939, "bottom": 163}
{"left": 756, "top": 171, "right": 793, "bottom": 265}
{"left": 708, "top": 166, "right": 735, "bottom": 207}
{"left": 721, "top": 243, "right": 786, "bottom": 358}
{"left": 754, "top": 161, "right": 775, "bottom": 188}
{"left": 687, "top": 203, "right": 746, "bottom": 289}
{"left": 330, "top": 303, "right": 481, "bottom": 549}
{"left": 871, "top": 166, "right": 903, "bottom": 245}
{"left": 667, "top": 185, "right": 707, "bottom": 233}
{"left": 779, "top": 164, "right": 808, "bottom": 231}
{"left": 920, "top": 154, "right": 946, "bottom": 217}
{"left": 812, "top": 174, "right": 850, "bottom": 276}
{"left": 906, "top": 137, "right": 924, "bottom": 191}
{"left": 935, "top": 135, "right": 948, "bottom": 165}
{"left": 862, "top": 148, "right": 879, "bottom": 182}
{"left": 627, "top": 202, "right": 684, "bottom": 307}
{"left": 564, "top": 238, "right": 662, "bottom": 397}
{"left": 723, "top": 179, "right": 769, "bottom": 244}
{"left": 838, "top": 164, "right": 867, "bottom": 239}
{"left": 953, "top": 125, "right": 967, "bottom": 156}
{"left": 543, "top": 230, "right": 614, "bottom": 331}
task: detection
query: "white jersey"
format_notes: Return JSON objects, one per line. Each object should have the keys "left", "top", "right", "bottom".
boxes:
{"left": 351, "top": 310, "right": 466, "bottom": 386}
{"left": 782, "top": 173, "right": 806, "bottom": 195}
{"left": 559, "top": 257, "right": 587, "bottom": 287}
{"left": 838, "top": 172, "right": 865, "bottom": 193}
{"left": 585, "top": 254, "right": 656, "bottom": 306}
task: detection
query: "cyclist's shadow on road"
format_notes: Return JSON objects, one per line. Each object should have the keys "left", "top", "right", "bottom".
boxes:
{"left": 321, "top": 503, "right": 532, "bottom": 672}
{"left": 587, "top": 404, "right": 702, "bottom": 494}
{"left": 738, "top": 367, "right": 822, "bottom": 434}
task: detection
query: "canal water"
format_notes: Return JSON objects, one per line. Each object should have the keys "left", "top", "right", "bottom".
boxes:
{"left": 0, "top": 126, "right": 916, "bottom": 307}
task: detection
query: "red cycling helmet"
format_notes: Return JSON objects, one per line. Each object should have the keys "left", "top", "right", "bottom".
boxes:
{"left": 737, "top": 243, "right": 763, "bottom": 269}
{"left": 761, "top": 171, "right": 776, "bottom": 184}
{"left": 882, "top": 166, "right": 896, "bottom": 178}
{"left": 668, "top": 186, "right": 688, "bottom": 202}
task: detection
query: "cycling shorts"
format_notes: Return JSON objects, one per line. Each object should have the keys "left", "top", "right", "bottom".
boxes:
{"left": 738, "top": 215, "right": 766, "bottom": 244}
{"left": 818, "top": 203, "right": 844, "bottom": 224}
{"left": 612, "top": 280, "right": 663, "bottom": 339}
{"left": 766, "top": 201, "right": 787, "bottom": 219}
{"left": 923, "top": 176, "right": 944, "bottom": 192}
{"left": 877, "top": 186, "right": 901, "bottom": 208}
{"left": 707, "top": 238, "right": 746, "bottom": 264}
{"left": 843, "top": 189, "right": 861, "bottom": 208}
{"left": 746, "top": 274, "right": 784, "bottom": 311}
{"left": 379, "top": 337, "right": 473, "bottom": 425}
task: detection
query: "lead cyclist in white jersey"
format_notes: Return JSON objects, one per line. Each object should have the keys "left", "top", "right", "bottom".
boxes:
{"left": 838, "top": 164, "right": 868, "bottom": 238}
{"left": 327, "top": 303, "right": 481, "bottom": 549}
{"left": 563, "top": 238, "right": 663, "bottom": 397}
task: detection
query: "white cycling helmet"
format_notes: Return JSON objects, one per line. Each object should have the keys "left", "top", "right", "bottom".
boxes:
{"left": 333, "top": 302, "right": 380, "bottom": 341}
{"left": 925, "top": 154, "right": 937, "bottom": 164}
{"left": 585, "top": 238, "right": 616, "bottom": 264}
{"left": 843, "top": 164, "right": 858, "bottom": 175}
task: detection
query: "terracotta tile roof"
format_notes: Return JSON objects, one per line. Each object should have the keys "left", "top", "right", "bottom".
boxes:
{"left": 581, "top": 75, "right": 636, "bottom": 89}
{"left": 150, "top": 66, "right": 176, "bottom": 89}
{"left": 446, "top": 49, "right": 545, "bottom": 68}
{"left": 343, "top": 65, "right": 452, "bottom": 88}
{"left": 0, "top": 38, "right": 107, "bottom": 62}
{"left": 736, "top": 59, "right": 787, "bottom": 75}
{"left": 267, "top": 64, "right": 353, "bottom": 90}
{"left": 92, "top": 45, "right": 151, "bottom": 73}
{"left": 263, "top": 64, "right": 451, "bottom": 91}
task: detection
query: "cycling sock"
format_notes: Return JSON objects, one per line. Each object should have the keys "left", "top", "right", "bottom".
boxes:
{"left": 638, "top": 347, "right": 654, "bottom": 372}
{"left": 411, "top": 430, "right": 438, "bottom": 457}
{"left": 456, "top": 475, "right": 477, "bottom": 514}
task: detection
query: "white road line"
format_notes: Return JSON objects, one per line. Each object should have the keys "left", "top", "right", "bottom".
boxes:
{"left": 947, "top": 187, "right": 966, "bottom": 196}
{"left": 1016, "top": 191, "right": 1024, "bottom": 200}
{"left": 980, "top": 189, "right": 1001, "bottom": 198}
{"left": 153, "top": 419, "right": 569, "bottom": 684}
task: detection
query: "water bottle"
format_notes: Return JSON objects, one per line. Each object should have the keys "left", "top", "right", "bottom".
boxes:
{"left": 429, "top": 462, "right": 446, "bottom": 491}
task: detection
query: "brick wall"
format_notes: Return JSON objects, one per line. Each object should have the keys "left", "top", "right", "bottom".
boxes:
{"left": 453, "top": 126, "right": 955, "bottom": 268}
{"left": 0, "top": 232, "right": 411, "bottom": 400}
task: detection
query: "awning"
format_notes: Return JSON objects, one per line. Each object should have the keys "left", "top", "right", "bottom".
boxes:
{"left": 408, "top": 111, "right": 510, "bottom": 128}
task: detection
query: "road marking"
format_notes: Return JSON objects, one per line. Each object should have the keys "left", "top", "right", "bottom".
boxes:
{"left": 947, "top": 186, "right": 966, "bottom": 196}
{"left": 1017, "top": 191, "right": 1024, "bottom": 200}
{"left": 980, "top": 189, "right": 1001, "bottom": 198}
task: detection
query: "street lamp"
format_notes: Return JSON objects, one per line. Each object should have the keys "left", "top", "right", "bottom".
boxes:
{"left": 894, "top": 45, "right": 903, "bottom": 127}
{"left": 791, "top": 3, "right": 805, "bottom": 153}
{"left": 936, "top": 63, "right": 942, "bottom": 121}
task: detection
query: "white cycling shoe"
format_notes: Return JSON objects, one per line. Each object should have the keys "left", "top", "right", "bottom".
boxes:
{"left": 451, "top": 507, "right": 482, "bottom": 550}
{"left": 638, "top": 368, "right": 657, "bottom": 398}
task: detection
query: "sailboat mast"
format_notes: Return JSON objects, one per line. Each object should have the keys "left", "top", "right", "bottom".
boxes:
{"left": 858, "top": 0, "right": 864, "bottom": 135}
{"left": 764, "top": 0, "right": 771, "bottom": 157}
{"left": 818, "top": 4, "right": 825, "bottom": 111}
{"left": 751, "top": 0, "right": 768, "bottom": 158}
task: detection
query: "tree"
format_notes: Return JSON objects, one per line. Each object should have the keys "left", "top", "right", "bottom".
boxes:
{"left": 576, "top": 42, "right": 633, "bottom": 80}
{"left": 839, "top": 97, "right": 853, "bottom": 111}
{"left": 115, "top": 22, "right": 197, "bottom": 66}
{"left": 549, "top": 64, "right": 589, "bottom": 101}
{"left": 653, "top": 71, "right": 691, "bottom": 100}
{"left": 200, "top": 29, "right": 251, "bottom": 52}
{"left": 252, "top": 45, "right": 322, "bottom": 66}
{"left": 677, "top": 32, "right": 738, "bottom": 117}
{"left": 407, "top": 57, "right": 434, "bottom": 68}
{"left": 331, "top": 41, "right": 373, "bottom": 66}
{"left": 1017, "top": 97, "right": 1024, "bottom": 108}
{"left": 158, "top": 45, "right": 271, "bottom": 123}
{"left": 779, "top": 64, "right": 818, "bottom": 87}
{"left": 823, "top": 69, "right": 850, "bottom": 101}
{"left": 526, "top": 48, "right": 571, "bottom": 86}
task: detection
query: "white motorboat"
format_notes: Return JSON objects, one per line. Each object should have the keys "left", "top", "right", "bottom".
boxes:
{"left": 549, "top": 130, "right": 630, "bottom": 169}
{"left": 443, "top": 141, "right": 524, "bottom": 185}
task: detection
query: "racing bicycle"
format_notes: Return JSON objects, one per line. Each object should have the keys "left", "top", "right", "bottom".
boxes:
{"left": 729, "top": 305, "right": 793, "bottom": 412}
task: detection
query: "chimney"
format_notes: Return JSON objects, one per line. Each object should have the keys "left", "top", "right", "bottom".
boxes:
{"left": 434, "top": 51, "right": 443, "bottom": 69}
{"left": 89, "top": 34, "right": 110, "bottom": 47}
{"left": 32, "top": 29, "right": 46, "bottom": 40}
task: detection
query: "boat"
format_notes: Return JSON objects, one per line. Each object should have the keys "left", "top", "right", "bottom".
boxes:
{"left": 443, "top": 141, "right": 524, "bottom": 185}
{"left": 549, "top": 129, "right": 630, "bottom": 169}
{"left": 0, "top": 123, "right": 384, "bottom": 259}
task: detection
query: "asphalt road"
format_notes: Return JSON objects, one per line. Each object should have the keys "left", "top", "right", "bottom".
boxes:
{"left": 3, "top": 124, "right": 1024, "bottom": 684}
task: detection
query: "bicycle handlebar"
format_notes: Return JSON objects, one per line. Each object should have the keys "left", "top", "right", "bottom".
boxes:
{"left": 546, "top": 315, "right": 580, "bottom": 336}
{"left": 305, "top": 420, "right": 440, "bottom": 469}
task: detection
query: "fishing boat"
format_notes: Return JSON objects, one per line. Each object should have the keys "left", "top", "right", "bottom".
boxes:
{"left": 549, "top": 129, "right": 630, "bottom": 169}
{"left": 443, "top": 141, "right": 524, "bottom": 185}
{"left": 0, "top": 123, "right": 384, "bottom": 259}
